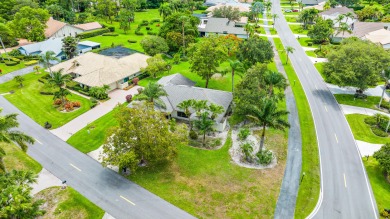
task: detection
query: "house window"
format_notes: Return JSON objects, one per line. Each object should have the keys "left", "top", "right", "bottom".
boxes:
{"left": 177, "top": 111, "right": 188, "bottom": 118}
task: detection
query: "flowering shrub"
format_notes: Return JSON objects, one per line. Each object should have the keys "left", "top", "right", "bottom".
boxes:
{"left": 132, "top": 77, "right": 139, "bottom": 85}
{"left": 64, "top": 102, "right": 74, "bottom": 111}
{"left": 54, "top": 99, "right": 62, "bottom": 105}
{"left": 72, "top": 101, "right": 81, "bottom": 107}
{"left": 126, "top": 94, "right": 132, "bottom": 103}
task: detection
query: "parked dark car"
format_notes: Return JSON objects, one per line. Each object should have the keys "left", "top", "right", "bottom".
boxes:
{"left": 292, "top": 9, "right": 299, "bottom": 12}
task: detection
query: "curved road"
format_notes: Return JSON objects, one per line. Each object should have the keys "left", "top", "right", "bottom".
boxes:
{"left": 271, "top": 1, "right": 379, "bottom": 218}
{"left": 0, "top": 96, "right": 194, "bottom": 219}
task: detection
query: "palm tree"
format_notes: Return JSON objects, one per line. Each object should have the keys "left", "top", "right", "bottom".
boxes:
{"left": 290, "top": 1, "right": 296, "bottom": 10}
{"left": 344, "top": 12, "right": 355, "bottom": 24}
{"left": 159, "top": 3, "right": 173, "bottom": 21}
{"left": 41, "top": 51, "right": 59, "bottom": 76}
{"left": 297, "top": 0, "right": 304, "bottom": 11}
{"left": 193, "top": 100, "right": 209, "bottom": 117}
{"left": 53, "top": 88, "right": 71, "bottom": 104}
{"left": 177, "top": 99, "right": 195, "bottom": 129}
{"left": 228, "top": 59, "right": 245, "bottom": 93}
{"left": 0, "top": 109, "right": 35, "bottom": 172}
{"left": 285, "top": 46, "right": 295, "bottom": 64}
{"left": 14, "top": 76, "right": 25, "bottom": 88}
{"left": 178, "top": 15, "right": 194, "bottom": 57}
{"left": 246, "top": 99, "right": 289, "bottom": 152}
{"left": 209, "top": 103, "right": 224, "bottom": 120}
{"left": 244, "top": 23, "right": 255, "bottom": 39}
{"left": 134, "top": 82, "right": 168, "bottom": 108}
{"left": 264, "top": 1, "right": 272, "bottom": 15}
{"left": 337, "top": 22, "right": 352, "bottom": 37}
{"left": 193, "top": 112, "right": 215, "bottom": 146}
{"left": 264, "top": 71, "right": 287, "bottom": 96}
{"left": 272, "top": 14, "right": 279, "bottom": 29}
{"left": 33, "top": 65, "right": 41, "bottom": 74}
{"left": 48, "top": 69, "right": 72, "bottom": 89}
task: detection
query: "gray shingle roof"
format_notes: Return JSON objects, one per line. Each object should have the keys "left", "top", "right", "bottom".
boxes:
{"left": 199, "top": 18, "right": 246, "bottom": 35}
{"left": 19, "top": 38, "right": 64, "bottom": 56}
{"left": 302, "top": 0, "right": 326, "bottom": 5}
{"left": 157, "top": 73, "right": 196, "bottom": 87}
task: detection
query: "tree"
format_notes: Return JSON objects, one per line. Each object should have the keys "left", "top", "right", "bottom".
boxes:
{"left": 220, "top": 34, "right": 242, "bottom": 57}
{"left": 159, "top": 3, "right": 173, "bottom": 21}
{"left": 8, "top": 6, "right": 50, "bottom": 41}
{"left": 102, "top": 104, "right": 187, "bottom": 172}
{"left": 142, "top": 54, "right": 168, "bottom": 78}
{"left": 140, "top": 36, "right": 169, "bottom": 56}
{"left": 264, "top": 70, "right": 287, "bottom": 97}
{"left": 285, "top": 46, "right": 295, "bottom": 64}
{"left": 299, "top": 8, "right": 319, "bottom": 29}
{"left": 373, "top": 143, "right": 390, "bottom": 175}
{"left": 272, "top": 14, "right": 279, "bottom": 29}
{"left": 244, "top": 23, "right": 255, "bottom": 39}
{"left": 62, "top": 36, "right": 79, "bottom": 59}
{"left": 307, "top": 18, "right": 334, "bottom": 44}
{"left": 246, "top": 98, "right": 289, "bottom": 152}
{"left": 188, "top": 35, "right": 228, "bottom": 88}
{"left": 41, "top": 51, "right": 59, "bottom": 75}
{"left": 264, "top": 1, "right": 272, "bottom": 15}
{"left": 192, "top": 100, "right": 209, "bottom": 118}
{"left": 336, "top": 22, "right": 352, "bottom": 37}
{"left": 53, "top": 88, "right": 71, "bottom": 104}
{"left": 89, "top": 85, "right": 109, "bottom": 100}
{"left": 48, "top": 69, "right": 72, "bottom": 89}
{"left": 134, "top": 82, "right": 167, "bottom": 108}
{"left": 356, "top": 6, "right": 383, "bottom": 21}
{"left": 96, "top": 0, "right": 117, "bottom": 23}
{"left": 228, "top": 59, "right": 245, "bottom": 93}
{"left": 208, "top": 103, "right": 224, "bottom": 120}
{"left": 212, "top": 5, "right": 241, "bottom": 21}
{"left": 0, "top": 23, "right": 17, "bottom": 48}
{"left": 0, "top": 170, "right": 45, "bottom": 217}
{"left": 237, "top": 37, "right": 274, "bottom": 68}
{"left": 0, "top": 0, "right": 16, "bottom": 21}
{"left": 14, "top": 76, "right": 25, "bottom": 87}
{"left": 251, "top": 2, "right": 264, "bottom": 24}
{"left": 193, "top": 111, "right": 214, "bottom": 146}
{"left": 379, "top": 69, "right": 390, "bottom": 106}
{"left": 324, "top": 39, "right": 390, "bottom": 94}
{"left": 177, "top": 99, "right": 195, "bottom": 129}
{"left": 0, "top": 108, "right": 35, "bottom": 172}
{"left": 119, "top": 9, "right": 134, "bottom": 34}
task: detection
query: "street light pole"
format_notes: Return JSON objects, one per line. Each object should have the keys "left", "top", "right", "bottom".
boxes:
{"left": 0, "top": 36, "right": 10, "bottom": 61}
{"left": 300, "top": 172, "right": 306, "bottom": 185}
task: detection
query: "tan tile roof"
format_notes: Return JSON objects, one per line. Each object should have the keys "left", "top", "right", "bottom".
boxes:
{"left": 45, "top": 17, "right": 66, "bottom": 38}
{"left": 51, "top": 52, "right": 150, "bottom": 87}
{"left": 335, "top": 22, "right": 384, "bottom": 38}
{"left": 364, "top": 29, "right": 390, "bottom": 45}
{"left": 74, "top": 22, "right": 102, "bottom": 31}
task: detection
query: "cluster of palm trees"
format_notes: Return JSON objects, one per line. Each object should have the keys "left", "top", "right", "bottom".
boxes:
{"left": 334, "top": 12, "right": 355, "bottom": 37}
{"left": 48, "top": 69, "right": 72, "bottom": 105}
{"left": 299, "top": 8, "right": 319, "bottom": 29}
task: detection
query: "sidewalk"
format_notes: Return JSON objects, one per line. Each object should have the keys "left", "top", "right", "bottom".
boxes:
{"left": 0, "top": 64, "right": 43, "bottom": 84}
{"left": 340, "top": 104, "right": 388, "bottom": 117}
{"left": 50, "top": 86, "right": 141, "bottom": 141}
{"left": 31, "top": 168, "right": 63, "bottom": 195}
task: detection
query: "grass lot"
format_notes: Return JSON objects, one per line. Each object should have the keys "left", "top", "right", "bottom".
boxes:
{"left": 34, "top": 187, "right": 105, "bottom": 219}
{"left": 1, "top": 142, "right": 42, "bottom": 174}
{"left": 0, "top": 72, "right": 93, "bottom": 129}
{"left": 297, "top": 37, "right": 319, "bottom": 48}
{"left": 0, "top": 61, "right": 26, "bottom": 75}
{"left": 283, "top": 11, "right": 300, "bottom": 16}
{"left": 334, "top": 94, "right": 381, "bottom": 110}
{"left": 346, "top": 114, "right": 390, "bottom": 144}
{"left": 314, "top": 62, "right": 327, "bottom": 81}
{"left": 363, "top": 157, "right": 390, "bottom": 215}
{"left": 274, "top": 38, "right": 320, "bottom": 218}
{"left": 289, "top": 24, "right": 308, "bottom": 34}
{"left": 305, "top": 50, "right": 317, "bottom": 57}
{"left": 285, "top": 16, "right": 299, "bottom": 23}
{"left": 270, "top": 28, "right": 278, "bottom": 35}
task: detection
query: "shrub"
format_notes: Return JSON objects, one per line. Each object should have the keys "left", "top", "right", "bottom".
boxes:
{"left": 8, "top": 49, "right": 22, "bottom": 56}
{"left": 238, "top": 128, "right": 250, "bottom": 140}
{"left": 128, "top": 40, "right": 137, "bottom": 43}
{"left": 137, "top": 87, "right": 143, "bottom": 94}
{"left": 256, "top": 149, "right": 273, "bottom": 165}
{"left": 44, "top": 122, "right": 52, "bottom": 129}
{"left": 72, "top": 101, "right": 81, "bottom": 107}
{"left": 137, "top": 72, "right": 150, "bottom": 80}
{"left": 189, "top": 130, "right": 198, "bottom": 140}
{"left": 371, "top": 126, "right": 388, "bottom": 137}
{"left": 102, "top": 32, "right": 119, "bottom": 36}
{"left": 132, "top": 77, "right": 139, "bottom": 85}
{"left": 135, "top": 30, "right": 144, "bottom": 36}
{"left": 4, "top": 61, "right": 18, "bottom": 66}
{"left": 213, "top": 138, "right": 222, "bottom": 146}
{"left": 146, "top": 27, "right": 151, "bottom": 30}
{"left": 151, "top": 18, "right": 160, "bottom": 23}
{"left": 241, "top": 141, "right": 254, "bottom": 162}
{"left": 54, "top": 99, "right": 62, "bottom": 105}
{"left": 126, "top": 94, "right": 132, "bottom": 103}
{"left": 141, "top": 20, "right": 149, "bottom": 25}
{"left": 90, "top": 97, "right": 98, "bottom": 108}
{"left": 107, "top": 26, "right": 115, "bottom": 32}
{"left": 380, "top": 209, "right": 389, "bottom": 218}
{"left": 380, "top": 101, "right": 390, "bottom": 110}
{"left": 25, "top": 60, "right": 38, "bottom": 66}
{"left": 364, "top": 116, "right": 377, "bottom": 126}
{"left": 39, "top": 91, "right": 54, "bottom": 95}
{"left": 64, "top": 102, "right": 74, "bottom": 111}
{"left": 147, "top": 31, "right": 157, "bottom": 35}
{"left": 307, "top": 42, "right": 313, "bottom": 46}
{"left": 77, "top": 28, "right": 110, "bottom": 39}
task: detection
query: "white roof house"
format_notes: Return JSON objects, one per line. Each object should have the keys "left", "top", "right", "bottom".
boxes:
{"left": 45, "top": 17, "right": 103, "bottom": 39}
{"left": 363, "top": 29, "right": 390, "bottom": 49}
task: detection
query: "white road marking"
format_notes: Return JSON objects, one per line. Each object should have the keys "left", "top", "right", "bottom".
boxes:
{"left": 344, "top": 173, "right": 347, "bottom": 188}
{"left": 120, "top": 195, "right": 136, "bottom": 205}
{"left": 35, "top": 138, "right": 42, "bottom": 144}
{"left": 70, "top": 163, "right": 82, "bottom": 171}
{"left": 314, "top": 85, "right": 318, "bottom": 90}
{"left": 324, "top": 105, "right": 328, "bottom": 112}
{"left": 334, "top": 134, "right": 338, "bottom": 143}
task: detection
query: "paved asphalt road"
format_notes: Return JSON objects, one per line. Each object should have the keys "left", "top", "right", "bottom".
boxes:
{"left": 0, "top": 96, "right": 195, "bottom": 219}
{"left": 271, "top": 1, "right": 379, "bottom": 218}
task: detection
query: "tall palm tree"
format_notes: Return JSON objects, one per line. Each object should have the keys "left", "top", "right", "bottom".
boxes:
{"left": 48, "top": 69, "right": 72, "bottom": 89}
{"left": 41, "top": 51, "right": 59, "bottom": 76}
{"left": 264, "top": 71, "right": 287, "bottom": 97}
{"left": 290, "top": 1, "right": 296, "bottom": 10}
{"left": 297, "top": 0, "right": 304, "bottom": 11}
{"left": 337, "top": 22, "right": 352, "bottom": 37}
{"left": 178, "top": 15, "right": 194, "bottom": 57}
{"left": 193, "top": 100, "right": 209, "bottom": 117}
{"left": 246, "top": 99, "right": 289, "bottom": 152}
{"left": 272, "top": 14, "right": 279, "bottom": 29}
{"left": 264, "top": 1, "right": 272, "bottom": 15}
{"left": 134, "top": 82, "right": 168, "bottom": 108}
{"left": 209, "top": 103, "right": 224, "bottom": 120}
{"left": 228, "top": 59, "right": 245, "bottom": 93}
{"left": 159, "top": 3, "right": 173, "bottom": 21}
{"left": 177, "top": 99, "right": 195, "bottom": 129}
{"left": 344, "top": 12, "right": 355, "bottom": 24}
{"left": 285, "top": 46, "right": 295, "bottom": 64}
{"left": 0, "top": 109, "right": 35, "bottom": 172}
{"left": 53, "top": 88, "right": 71, "bottom": 104}
{"left": 244, "top": 23, "right": 255, "bottom": 39}
{"left": 193, "top": 112, "right": 214, "bottom": 146}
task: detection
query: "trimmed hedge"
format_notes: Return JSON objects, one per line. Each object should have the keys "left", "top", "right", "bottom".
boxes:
{"left": 77, "top": 28, "right": 110, "bottom": 39}
{"left": 147, "top": 31, "right": 157, "bottom": 35}
{"left": 364, "top": 116, "right": 377, "bottom": 126}
{"left": 107, "top": 26, "right": 115, "bottom": 32}
{"left": 135, "top": 30, "right": 144, "bottom": 36}
{"left": 380, "top": 101, "right": 390, "bottom": 110}
{"left": 4, "top": 61, "right": 18, "bottom": 66}
{"left": 128, "top": 40, "right": 137, "bottom": 43}
{"left": 371, "top": 126, "right": 388, "bottom": 137}
{"left": 25, "top": 60, "right": 38, "bottom": 66}
{"left": 102, "top": 32, "right": 119, "bottom": 36}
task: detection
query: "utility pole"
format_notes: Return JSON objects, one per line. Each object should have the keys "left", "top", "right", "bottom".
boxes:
{"left": 0, "top": 36, "right": 10, "bottom": 61}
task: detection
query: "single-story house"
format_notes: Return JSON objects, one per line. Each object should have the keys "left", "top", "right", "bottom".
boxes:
{"left": 155, "top": 73, "right": 233, "bottom": 132}
{"left": 302, "top": 0, "right": 326, "bottom": 6}
{"left": 363, "top": 29, "right": 390, "bottom": 49}
{"left": 18, "top": 38, "right": 101, "bottom": 63}
{"left": 198, "top": 17, "right": 247, "bottom": 39}
{"left": 45, "top": 17, "right": 85, "bottom": 39}
{"left": 332, "top": 22, "right": 385, "bottom": 42}
{"left": 73, "top": 22, "right": 103, "bottom": 31}
{"left": 50, "top": 52, "right": 150, "bottom": 91}
{"left": 319, "top": 7, "right": 357, "bottom": 28}
{"left": 204, "top": 0, "right": 250, "bottom": 7}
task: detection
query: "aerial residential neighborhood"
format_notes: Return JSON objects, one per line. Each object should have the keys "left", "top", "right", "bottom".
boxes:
{"left": 0, "top": 0, "right": 389, "bottom": 218}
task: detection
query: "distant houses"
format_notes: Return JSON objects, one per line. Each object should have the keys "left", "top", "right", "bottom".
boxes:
{"left": 44, "top": 17, "right": 103, "bottom": 39}
{"left": 198, "top": 17, "right": 247, "bottom": 39}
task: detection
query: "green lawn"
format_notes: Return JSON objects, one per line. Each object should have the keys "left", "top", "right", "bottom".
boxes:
{"left": 314, "top": 62, "right": 328, "bottom": 81}
{"left": 273, "top": 38, "right": 320, "bottom": 218}
{"left": 363, "top": 157, "right": 390, "bottom": 216}
{"left": 0, "top": 72, "right": 93, "bottom": 129}
{"left": 297, "top": 37, "right": 319, "bottom": 48}
{"left": 305, "top": 50, "right": 317, "bottom": 57}
{"left": 270, "top": 28, "right": 278, "bottom": 35}
{"left": 334, "top": 94, "right": 381, "bottom": 110}
{"left": 346, "top": 114, "right": 390, "bottom": 144}
{"left": 289, "top": 24, "right": 308, "bottom": 35}
{"left": 283, "top": 11, "right": 300, "bottom": 16}
{"left": 1, "top": 142, "right": 42, "bottom": 174}
{"left": 285, "top": 16, "right": 299, "bottom": 23}
{"left": 35, "top": 187, "right": 105, "bottom": 219}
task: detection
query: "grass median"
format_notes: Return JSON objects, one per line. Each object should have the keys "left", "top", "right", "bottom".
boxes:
{"left": 273, "top": 38, "right": 320, "bottom": 218}
{"left": 346, "top": 114, "right": 390, "bottom": 144}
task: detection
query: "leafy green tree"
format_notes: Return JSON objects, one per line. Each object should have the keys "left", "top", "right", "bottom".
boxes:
{"left": 140, "top": 36, "right": 169, "bottom": 56}
{"left": 188, "top": 35, "right": 228, "bottom": 88}
{"left": 193, "top": 112, "right": 214, "bottom": 146}
{"left": 14, "top": 76, "right": 25, "bottom": 88}
{"left": 299, "top": 8, "right": 319, "bottom": 29}
{"left": 237, "top": 37, "right": 274, "bottom": 68}
{"left": 0, "top": 0, "right": 16, "bottom": 21}
{"left": 11, "top": 0, "right": 39, "bottom": 14}
{"left": 0, "top": 108, "right": 35, "bottom": 172}
{"left": 134, "top": 82, "right": 168, "bottom": 108}
{"left": 336, "top": 22, "right": 352, "bottom": 37}
{"left": 46, "top": 4, "right": 64, "bottom": 20}
{"left": 285, "top": 46, "right": 295, "bottom": 64}
{"left": 250, "top": 2, "right": 264, "bottom": 24}
{"left": 212, "top": 5, "right": 241, "bottom": 21}
{"left": 159, "top": 3, "right": 173, "bottom": 21}
{"left": 0, "top": 170, "right": 45, "bottom": 217}
{"left": 9, "top": 6, "right": 50, "bottom": 41}
{"left": 307, "top": 18, "right": 334, "bottom": 44}
{"left": 48, "top": 69, "right": 72, "bottom": 89}
{"left": 95, "top": 0, "right": 117, "bottom": 23}
{"left": 41, "top": 51, "right": 59, "bottom": 75}
{"left": 324, "top": 39, "right": 390, "bottom": 94}
{"left": 142, "top": 54, "right": 168, "bottom": 78}
{"left": 356, "top": 6, "right": 383, "bottom": 21}
{"left": 265, "top": 1, "right": 272, "bottom": 15}
{"left": 227, "top": 59, "right": 245, "bottom": 93}
{"left": 209, "top": 103, "right": 224, "bottom": 120}
{"left": 373, "top": 143, "right": 390, "bottom": 175}
{"left": 0, "top": 23, "right": 17, "bottom": 48}
{"left": 119, "top": 8, "right": 134, "bottom": 34}
{"left": 244, "top": 23, "right": 255, "bottom": 39}
{"left": 246, "top": 98, "right": 289, "bottom": 152}
{"left": 62, "top": 36, "right": 79, "bottom": 59}
{"left": 102, "top": 104, "right": 187, "bottom": 172}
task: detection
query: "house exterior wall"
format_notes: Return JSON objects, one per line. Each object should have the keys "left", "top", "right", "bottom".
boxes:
{"left": 171, "top": 110, "right": 227, "bottom": 132}
{"left": 50, "top": 25, "right": 84, "bottom": 38}
{"left": 108, "top": 82, "right": 117, "bottom": 91}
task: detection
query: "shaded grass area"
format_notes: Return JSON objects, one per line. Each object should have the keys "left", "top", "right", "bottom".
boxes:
{"left": 346, "top": 114, "right": 390, "bottom": 144}
{"left": 285, "top": 16, "right": 299, "bottom": 22}
{"left": 334, "top": 94, "right": 381, "bottom": 110}
{"left": 34, "top": 186, "right": 105, "bottom": 219}
{"left": 1, "top": 142, "right": 42, "bottom": 174}
{"left": 297, "top": 37, "right": 319, "bottom": 48}
{"left": 274, "top": 38, "right": 320, "bottom": 218}
{"left": 289, "top": 24, "right": 308, "bottom": 34}
{"left": 305, "top": 50, "right": 317, "bottom": 57}
{"left": 363, "top": 157, "right": 390, "bottom": 215}
{"left": 314, "top": 62, "right": 325, "bottom": 80}
{"left": 0, "top": 72, "right": 93, "bottom": 129}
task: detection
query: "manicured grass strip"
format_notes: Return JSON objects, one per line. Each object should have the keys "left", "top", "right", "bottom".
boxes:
{"left": 334, "top": 94, "right": 380, "bottom": 110}
{"left": 363, "top": 157, "right": 390, "bottom": 215}
{"left": 297, "top": 37, "right": 319, "bottom": 48}
{"left": 0, "top": 61, "right": 26, "bottom": 74}
{"left": 0, "top": 72, "right": 92, "bottom": 129}
{"left": 1, "top": 142, "right": 42, "bottom": 174}
{"left": 346, "top": 114, "right": 390, "bottom": 144}
{"left": 67, "top": 106, "right": 120, "bottom": 153}
{"left": 35, "top": 186, "right": 105, "bottom": 219}
{"left": 314, "top": 62, "right": 326, "bottom": 80}
{"left": 305, "top": 50, "right": 317, "bottom": 58}
{"left": 273, "top": 38, "right": 320, "bottom": 218}
{"left": 289, "top": 24, "right": 307, "bottom": 35}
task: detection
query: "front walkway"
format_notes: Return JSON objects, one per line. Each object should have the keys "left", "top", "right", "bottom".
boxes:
{"left": 0, "top": 64, "right": 43, "bottom": 84}
{"left": 50, "top": 86, "right": 141, "bottom": 141}
{"left": 31, "top": 168, "right": 63, "bottom": 195}
{"left": 327, "top": 84, "right": 390, "bottom": 100}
